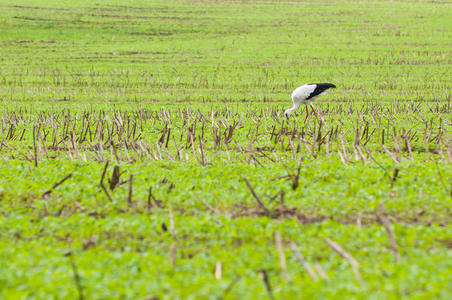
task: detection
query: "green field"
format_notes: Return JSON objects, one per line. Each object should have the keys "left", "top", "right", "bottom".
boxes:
{"left": 0, "top": 0, "right": 451, "bottom": 299}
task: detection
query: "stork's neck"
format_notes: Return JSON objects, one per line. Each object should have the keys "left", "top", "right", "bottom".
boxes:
{"left": 285, "top": 103, "right": 300, "bottom": 116}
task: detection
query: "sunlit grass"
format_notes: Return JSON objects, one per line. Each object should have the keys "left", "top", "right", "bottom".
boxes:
{"left": 0, "top": 0, "right": 451, "bottom": 299}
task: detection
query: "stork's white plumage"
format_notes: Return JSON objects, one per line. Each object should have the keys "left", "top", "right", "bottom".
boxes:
{"left": 284, "top": 83, "right": 336, "bottom": 123}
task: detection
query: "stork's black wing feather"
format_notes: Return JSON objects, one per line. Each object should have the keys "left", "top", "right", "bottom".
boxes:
{"left": 306, "top": 83, "right": 336, "bottom": 100}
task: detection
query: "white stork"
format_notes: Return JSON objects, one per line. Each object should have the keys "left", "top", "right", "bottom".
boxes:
{"left": 284, "top": 83, "right": 336, "bottom": 123}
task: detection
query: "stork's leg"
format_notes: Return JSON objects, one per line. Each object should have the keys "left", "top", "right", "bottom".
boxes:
{"left": 304, "top": 106, "right": 309, "bottom": 122}
{"left": 310, "top": 105, "right": 320, "bottom": 122}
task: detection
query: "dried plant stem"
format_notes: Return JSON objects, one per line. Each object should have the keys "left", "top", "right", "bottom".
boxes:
{"left": 41, "top": 172, "right": 74, "bottom": 199}
{"left": 147, "top": 186, "right": 153, "bottom": 212}
{"left": 215, "top": 261, "right": 222, "bottom": 280}
{"left": 170, "top": 242, "right": 177, "bottom": 267}
{"left": 99, "top": 161, "right": 113, "bottom": 202}
{"left": 67, "top": 252, "right": 84, "bottom": 300}
{"left": 324, "top": 238, "right": 363, "bottom": 284}
{"left": 290, "top": 242, "right": 318, "bottom": 281}
{"left": 258, "top": 269, "right": 273, "bottom": 299}
{"left": 243, "top": 177, "right": 270, "bottom": 214}
{"left": 376, "top": 205, "right": 400, "bottom": 261}
{"left": 275, "top": 231, "right": 288, "bottom": 283}
{"left": 128, "top": 174, "right": 133, "bottom": 206}
{"left": 33, "top": 126, "right": 38, "bottom": 167}
{"left": 220, "top": 275, "right": 241, "bottom": 300}
{"left": 314, "top": 263, "right": 329, "bottom": 282}
{"left": 169, "top": 209, "right": 176, "bottom": 237}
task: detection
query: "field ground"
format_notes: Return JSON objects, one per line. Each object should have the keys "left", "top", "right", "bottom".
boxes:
{"left": 0, "top": 0, "right": 451, "bottom": 299}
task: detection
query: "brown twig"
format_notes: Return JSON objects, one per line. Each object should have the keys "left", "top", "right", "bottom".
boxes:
{"left": 66, "top": 252, "right": 84, "bottom": 300}
{"left": 41, "top": 172, "right": 74, "bottom": 199}
{"left": 243, "top": 177, "right": 270, "bottom": 214}
{"left": 33, "top": 126, "right": 38, "bottom": 167}
{"left": 109, "top": 165, "right": 121, "bottom": 191}
{"left": 291, "top": 164, "right": 301, "bottom": 190}
{"left": 99, "top": 161, "right": 113, "bottom": 202}
{"left": 258, "top": 269, "right": 273, "bottom": 299}
{"left": 220, "top": 275, "right": 241, "bottom": 300}
{"left": 128, "top": 174, "right": 133, "bottom": 206}
{"left": 376, "top": 204, "right": 400, "bottom": 261}
{"left": 391, "top": 168, "right": 400, "bottom": 187}
{"left": 147, "top": 186, "right": 153, "bottom": 212}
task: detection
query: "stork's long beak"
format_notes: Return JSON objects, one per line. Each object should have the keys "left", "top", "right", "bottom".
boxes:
{"left": 285, "top": 114, "right": 289, "bottom": 125}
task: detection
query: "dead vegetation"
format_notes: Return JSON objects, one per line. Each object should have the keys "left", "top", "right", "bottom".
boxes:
{"left": 0, "top": 103, "right": 450, "bottom": 166}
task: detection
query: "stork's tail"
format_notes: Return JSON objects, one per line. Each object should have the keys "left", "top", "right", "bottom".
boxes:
{"left": 321, "top": 83, "right": 336, "bottom": 88}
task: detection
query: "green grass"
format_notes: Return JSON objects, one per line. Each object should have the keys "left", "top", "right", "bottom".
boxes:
{"left": 0, "top": 0, "right": 451, "bottom": 299}
{"left": 1, "top": 0, "right": 451, "bottom": 102}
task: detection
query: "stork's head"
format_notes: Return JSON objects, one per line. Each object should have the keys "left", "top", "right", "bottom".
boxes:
{"left": 284, "top": 109, "right": 291, "bottom": 124}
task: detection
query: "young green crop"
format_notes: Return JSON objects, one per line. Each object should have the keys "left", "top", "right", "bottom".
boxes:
{"left": 0, "top": 0, "right": 451, "bottom": 299}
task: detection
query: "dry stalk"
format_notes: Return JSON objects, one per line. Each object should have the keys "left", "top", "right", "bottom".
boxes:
{"left": 169, "top": 209, "right": 176, "bottom": 237}
{"left": 350, "top": 146, "right": 359, "bottom": 163}
{"left": 99, "top": 161, "right": 113, "bottom": 202}
{"left": 314, "top": 263, "right": 329, "bottom": 282}
{"left": 66, "top": 252, "right": 85, "bottom": 300}
{"left": 339, "top": 134, "right": 349, "bottom": 161}
{"left": 383, "top": 145, "right": 400, "bottom": 164}
{"left": 128, "top": 174, "right": 133, "bottom": 206}
{"left": 326, "top": 134, "right": 331, "bottom": 158}
{"left": 220, "top": 276, "right": 241, "bottom": 300}
{"left": 224, "top": 142, "right": 231, "bottom": 161}
{"left": 243, "top": 177, "right": 270, "bottom": 214}
{"left": 70, "top": 131, "right": 78, "bottom": 158}
{"left": 356, "top": 145, "right": 367, "bottom": 163}
{"left": 324, "top": 238, "right": 363, "bottom": 284}
{"left": 147, "top": 186, "right": 153, "bottom": 212}
{"left": 337, "top": 149, "right": 348, "bottom": 165}
{"left": 376, "top": 204, "right": 400, "bottom": 261}
{"left": 291, "top": 165, "right": 301, "bottom": 190}
{"left": 108, "top": 165, "right": 121, "bottom": 191}
{"left": 190, "top": 133, "right": 198, "bottom": 163}
{"left": 258, "top": 269, "right": 273, "bottom": 299}
{"left": 199, "top": 134, "right": 206, "bottom": 165}
{"left": 275, "top": 231, "right": 288, "bottom": 283}
{"left": 215, "top": 261, "right": 222, "bottom": 280}
{"left": 289, "top": 242, "right": 318, "bottom": 281}
{"left": 197, "top": 196, "right": 218, "bottom": 214}
{"left": 170, "top": 242, "right": 177, "bottom": 267}
{"left": 391, "top": 168, "right": 400, "bottom": 186}
{"left": 41, "top": 172, "right": 74, "bottom": 199}
{"left": 288, "top": 138, "right": 296, "bottom": 159}
{"left": 33, "top": 126, "right": 38, "bottom": 167}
